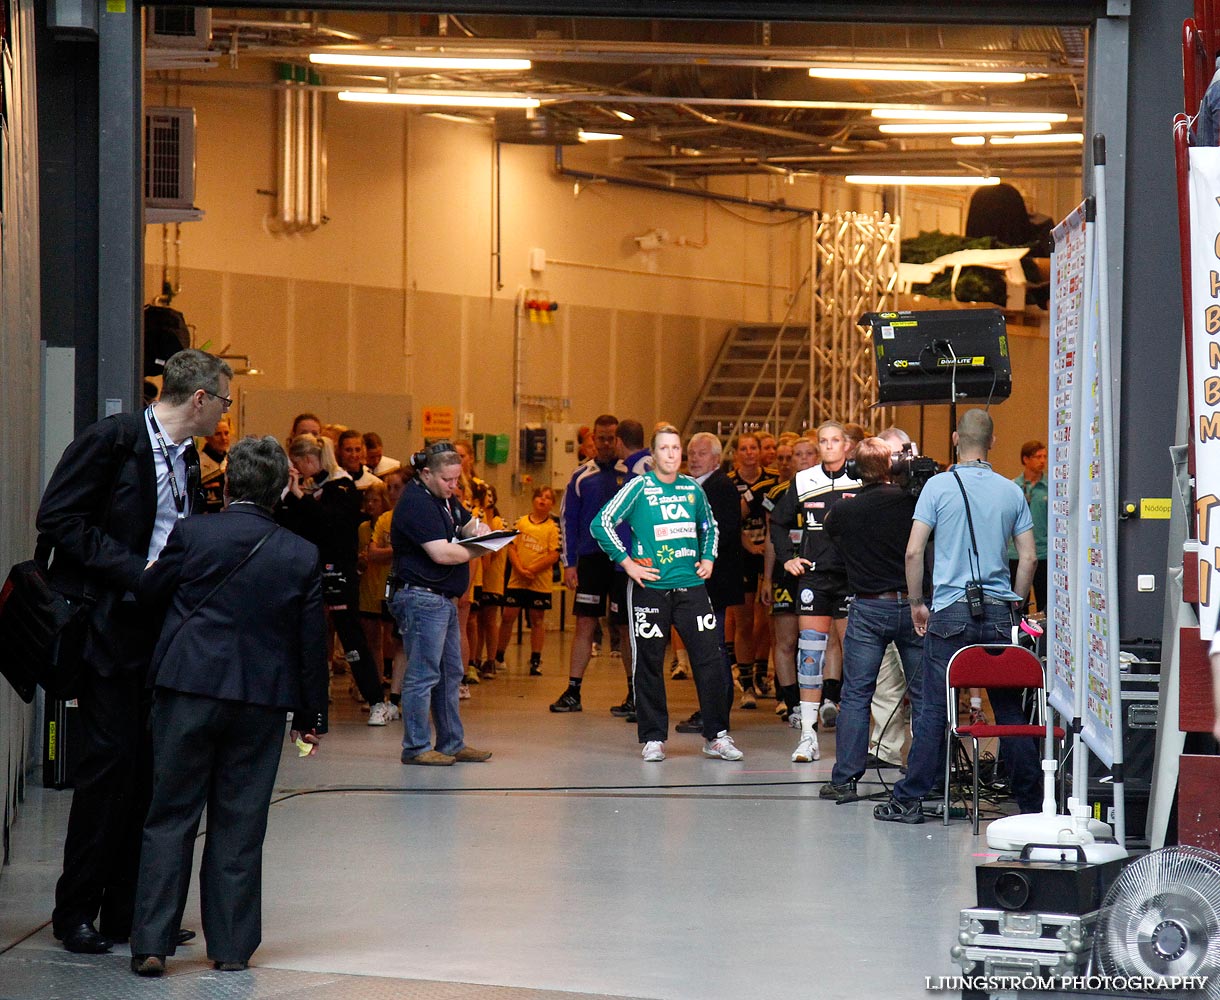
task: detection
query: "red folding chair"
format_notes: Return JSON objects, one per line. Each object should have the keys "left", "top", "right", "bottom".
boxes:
{"left": 943, "top": 644, "right": 1065, "bottom": 833}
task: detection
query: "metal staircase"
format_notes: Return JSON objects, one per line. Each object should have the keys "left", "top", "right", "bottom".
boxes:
{"left": 681, "top": 319, "right": 811, "bottom": 440}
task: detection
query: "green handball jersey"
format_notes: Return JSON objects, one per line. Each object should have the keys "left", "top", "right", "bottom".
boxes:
{"left": 591, "top": 471, "right": 718, "bottom": 590}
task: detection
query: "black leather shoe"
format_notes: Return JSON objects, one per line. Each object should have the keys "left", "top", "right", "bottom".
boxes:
{"left": 60, "top": 922, "right": 113, "bottom": 954}
{"left": 874, "top": 797, "right": 925, "bottom": 824}
{"left": 214, "top": 960, "right": 248, "bottom": 972}
{"left": 176, "top": 928, "right": 197, "bottom": 945}
{"left": 131, "top": 954, "right": 165, "bottom": 977}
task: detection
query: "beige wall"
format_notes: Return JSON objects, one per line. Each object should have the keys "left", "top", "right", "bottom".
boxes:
{"left": 145, "top": 67, "right": 1064, "bottom": 504}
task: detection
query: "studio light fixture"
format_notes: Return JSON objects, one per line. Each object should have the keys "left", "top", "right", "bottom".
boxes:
{"left": 878, "top": 121, "right": 1052, "bottom": 135}
{"left": 578, "top": 130, "right": 624, "bottom": 141}
{"left": 871, "top": 108, "right": 1068, "bottom": 123}
{"left": 810, "top": 67, "right": 1026, "bottom": 84}
{"left": 950, "top": 136, "right": 987, "bottom": 146}
{"left": 311, "top": 53, "right": 531, "bottom": 70}
{"left": 611, "top": 110, "right": 636, "bottom": 122}
{"left": 338, "top": 91, "right": 541, "bottom": 109}
{"left": 989, "top": 132, "right": 1084, "bottom": 145}
{"left": 845, "top": 175, "right": 1001, "bottom": 187}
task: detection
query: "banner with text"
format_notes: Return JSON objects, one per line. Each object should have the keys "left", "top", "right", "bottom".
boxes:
{"left": 1188, "top": 147, "right": 1220, "bottom": 640}
{"left": 1046, "top": 203, "right": 1087, "bottom": 722}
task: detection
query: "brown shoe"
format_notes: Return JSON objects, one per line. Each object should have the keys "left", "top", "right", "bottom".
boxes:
{"left": 131, "top": 955, "right": 165, "bottom": 977}
{"left": 453, "top": 746, "right": 492, "bottom": 762}
{"left": 401, "top": 749, "right": 456, "bottom": 765}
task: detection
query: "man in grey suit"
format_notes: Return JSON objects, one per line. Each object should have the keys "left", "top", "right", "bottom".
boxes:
{"left": 129, "top": 436, "right": 329, "bottom": 976}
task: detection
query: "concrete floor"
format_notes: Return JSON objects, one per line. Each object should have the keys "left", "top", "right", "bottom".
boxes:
{"left": 0, "top": 629, "right": 999, "bottom": 1000}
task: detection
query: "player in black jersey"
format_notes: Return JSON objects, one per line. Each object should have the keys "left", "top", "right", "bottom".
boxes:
{"left": 726, "top": 433, "right": 779, "bottom": 707}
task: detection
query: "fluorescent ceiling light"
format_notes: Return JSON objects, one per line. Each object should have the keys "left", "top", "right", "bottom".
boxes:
{"left": 846, "top": 175, "right": 1001, "bottom": 187}
{"left": 879, "top": 121, "right": 1052, "bottom": 135}
{"left": 951, "top": 136, "right": 987, "bottom": 146}
{"left": 578, "top": 130, "right": 623, "bottom": 141}
{"left": 311, "top": 53, "right": 531, "bottom": 70}
{"left": 810, "top": 67, "right": 1026, "bottom": 84}
{"left": 989, "top": 132, "right": 1084, "bottom": 145}
{"left": 871, "top": 108, "right": 1068, "bottom": 123}
{"left": 611, "top": 110, "right": 636, "bottom": 122}
{"left": 338, "top": 91, "right": 540, "bottom": 109}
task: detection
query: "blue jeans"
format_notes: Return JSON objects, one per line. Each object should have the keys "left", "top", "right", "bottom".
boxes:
{"left": 389, "top": 587, "right": 466, "bottom": 757}
{"left": 830, "top": 598, "right": 923, "bottom": 785}
{"left": 893, "top": 602, "right": 1041, "bottom": 810}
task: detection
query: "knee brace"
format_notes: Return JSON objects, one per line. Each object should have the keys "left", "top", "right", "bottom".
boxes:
{"left": 797, "top": 629, "right": 827, "bottom": 689}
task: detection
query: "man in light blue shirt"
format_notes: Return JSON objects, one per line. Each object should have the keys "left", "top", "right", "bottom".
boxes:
{"left": 875, "top": 409, "right": 1039, "bottom": 825}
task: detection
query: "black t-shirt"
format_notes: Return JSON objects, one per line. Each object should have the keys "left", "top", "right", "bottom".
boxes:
{"left": 823, "top": 483, "right": 916, "bottom": 595}
{"left": 390, "top": 478, "right": 471, "bottom": 597}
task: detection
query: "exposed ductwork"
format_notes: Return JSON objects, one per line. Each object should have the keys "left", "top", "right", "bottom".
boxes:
{"left": 272, "top": 63, "right": 326, "bottom": 234}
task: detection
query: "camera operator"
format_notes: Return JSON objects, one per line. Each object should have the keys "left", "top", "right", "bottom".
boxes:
{"left": 388, "top": 442, "right": 493, "bottom": 766}
{"left": 818, "top": 437, "right": 926, "bottom": 803}
{"left": 875, "top": 409, "right": 1040, "bottom": 825}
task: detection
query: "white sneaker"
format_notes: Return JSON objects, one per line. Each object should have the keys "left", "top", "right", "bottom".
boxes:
{"left": 819, "top": 700, "right": 839, "bottom": 730}
{"left": 384, "top": 702, "right": 401, "bottom": 722}
{"left": 642, "top": 740, "right": 666, "bottom": 762}
{"left": 458, "top": 683, "right": 471, "bottom": 700}
{"left": 702, "top": 731, "right": 743, "bottom": 761}
{"left": 788, "top": 706, "right": 803, "bottom": 730}
{"left": 739, "top": 685, "right": 757, "bottom": 710}
{"left": 367, "top": 702, "right": 393, "bottom": 726}
{"left": 791, "top": 732, "right": 820, "bottom": 763}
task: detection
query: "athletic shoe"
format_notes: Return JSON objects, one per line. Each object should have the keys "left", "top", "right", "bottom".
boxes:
{"left": 549, "top": 689, "right": 582, "bottom": 713}
{"left": 610, "top": 696, "right": 635, "bottom": 718}
{"left": 458, "top": 683, "right": 471, "bottom": 700}
{"left": 874, "top": 797, "right": 925, "bottom": 824}
{"left": 384, "top": 702, "right": 401, "bottom": 722}
{"left": 479, "top": 660, "right": 497, "bottom": 681}
{"left": 787, "top": 705, "right": 802, "bottom": 729}
{"left": 739, "top": 685, "right": 757, "bottom": 710}
{"left": 753, "top": 673, "right": 773, "bottom": 698}
{"left": 670, "top": 663, "right": 688, "bottom": 680}
{"left": 367, "top": 702, "right": 393, "bottom": 726}
{"left": 819, "top": 700, "right": 839, "bottom": 730}
{"left": 529, "top": 662, "right": 543, "bottom": 677}
{"left": 675, "top": 711, "right": 702, "bottom": 734}
{"left": 702, "top": 732, "right": 744, "bottom": 761}
{"left": 642, "top": 740, "right": 666, "bottom": 762}
{"left": 791, "top": 732, "right": 820, "bottom": 763}
{"left": 590, "top": 642, "right": 601, "bottom": 657}
{"left": 464, "top": 665, "right": 480, "bottom": 685}
{"left": 774, "top": 700, "right": 788, "bottom": 717}
{"left": 819, "top": 778, "right": 859, "bottom": 803}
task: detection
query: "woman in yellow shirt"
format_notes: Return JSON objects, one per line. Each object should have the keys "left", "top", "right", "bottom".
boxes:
{"left": 496, "top": 486, "right": 560, "bottom": 675}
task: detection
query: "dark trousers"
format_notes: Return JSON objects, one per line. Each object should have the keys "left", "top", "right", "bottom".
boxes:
{"left": 330, "top": 607, "right": 384, "bottom": 706}
{"left": 130, "top": 690, "right": 284, "bottom": 963}
{"left": 627, "top": 582, "right": 730, "bottom": 741}
{"left": 53, "top": 665, "right": 151, "bottom": 938}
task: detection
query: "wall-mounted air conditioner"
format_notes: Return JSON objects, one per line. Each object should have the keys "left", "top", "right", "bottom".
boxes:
{"left": 146, "top": 6, "right": 211, "bottom": 49}
{"left": 144, "top": 107, "right": 204, "bottom": 223}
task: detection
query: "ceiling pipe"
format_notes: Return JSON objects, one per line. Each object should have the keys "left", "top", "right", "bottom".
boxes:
{"left": 552, "top": 145, "right": 815, "bottom": 216}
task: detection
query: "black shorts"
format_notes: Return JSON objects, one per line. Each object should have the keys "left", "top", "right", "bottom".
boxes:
{"left": 572, "top": 553, "right": 628, "bottom": 624}
{"left": 479, "top": 589, "right": 505, "bottom": 607}
{"left": 795, "top": 575, "right": 851, "bottom": 619}
{"left": 504, "top": 588, "right": 552, "bottom": 611}
{"left": 769, "top": 574, "right": 798, "bottom": 615}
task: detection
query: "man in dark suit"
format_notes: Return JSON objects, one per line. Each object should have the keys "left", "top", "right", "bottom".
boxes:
{"left": 36, "top": 349, "right": 231, "bottom": 954}
{"left": 129, "top": 435, "right": 329, "bottom": 977}
{"left": 675, "top": 431, "right": 744, "bottom": 735}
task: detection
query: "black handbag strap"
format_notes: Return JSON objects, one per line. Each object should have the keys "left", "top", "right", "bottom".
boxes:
{"left": 160, "top": 529, "right": 277, "bottom": 648}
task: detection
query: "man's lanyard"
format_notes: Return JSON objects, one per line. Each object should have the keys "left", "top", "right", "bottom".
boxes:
{"left": 147, "top": 406, "right": 188, "bottom": 519}
{"left": 415, "top": 478, "right": 458, "bottom": 539}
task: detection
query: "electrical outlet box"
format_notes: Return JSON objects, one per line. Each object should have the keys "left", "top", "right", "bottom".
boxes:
{"left": 1136, "top": 574, "right": 1155, "bottom": 593}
